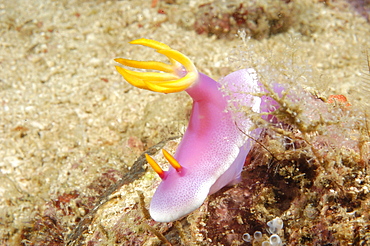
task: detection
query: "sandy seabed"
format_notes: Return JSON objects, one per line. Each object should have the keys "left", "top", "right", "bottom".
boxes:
{"left": 0, "top": 0, "right": 370, "bottom": 245}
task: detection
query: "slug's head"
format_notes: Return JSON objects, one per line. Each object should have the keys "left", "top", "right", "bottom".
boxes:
{"left": 115, "top": 39, "right": 199, "bottom": 93}
{"left": 144, "top": 148, "right": 210, "bottom": 222}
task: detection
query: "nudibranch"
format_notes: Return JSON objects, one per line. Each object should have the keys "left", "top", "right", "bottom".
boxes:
{"left": 115, "top": 39, "right": 263, "bottom": 222}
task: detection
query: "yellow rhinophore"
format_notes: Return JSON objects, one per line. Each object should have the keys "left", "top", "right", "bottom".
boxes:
{"left": 114, "top": 38, "right": 199, "bottom": 93}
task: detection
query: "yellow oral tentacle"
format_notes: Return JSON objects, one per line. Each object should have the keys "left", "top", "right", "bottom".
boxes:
{"left": 115, "top": 66, "right": 148, "bottom": 89}
{"left": 150, "top": 72, "right": 199, "bottom": 87}
{"left": 115, "top": 67, "right": 188, "bottom": 92}
{"left": 114, "top": 58, "right": 174, "bottom": 73}
{"left": 123, "top": 69, "right": 180, "bottom": 81}
{"left": 144, "top": 82, "right": 190, "bottom": 93}
{"left": 130, "top": 38, "right": 171, "bottom": 50}
{"left": 129, "top": 39, "right": 177, "bottom": 65}
{"left": 143, "top": 73, "right": 198, "bottom": 93}
{"left": 115, "top": 38, "right": 199, "bottom": 93}
{"left": 156, "top": 49, "right": 197, "bottom": 75}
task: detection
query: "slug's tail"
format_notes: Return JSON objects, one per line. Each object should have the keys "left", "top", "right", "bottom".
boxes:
{"left": 115, "top": 39, "right": 199, "bottom": 93}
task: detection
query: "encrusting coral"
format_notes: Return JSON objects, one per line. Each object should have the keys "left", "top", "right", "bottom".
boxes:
{"left": 197, "top": 34, "right": 370, "bottom": 245}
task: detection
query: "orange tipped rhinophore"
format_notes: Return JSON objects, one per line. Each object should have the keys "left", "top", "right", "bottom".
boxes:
{"left": 162, "top": 149, "right": 182, "bottom": 172}
{"left": 145, "top": 149, "right": 183, "bottom": 179}
{"left": 145, "top": 153, "right": 166, "bottom": 179}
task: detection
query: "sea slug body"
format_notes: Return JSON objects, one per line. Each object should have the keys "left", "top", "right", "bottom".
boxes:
{"left": 115, "top": 39, "right": 264, "bottom": 222}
